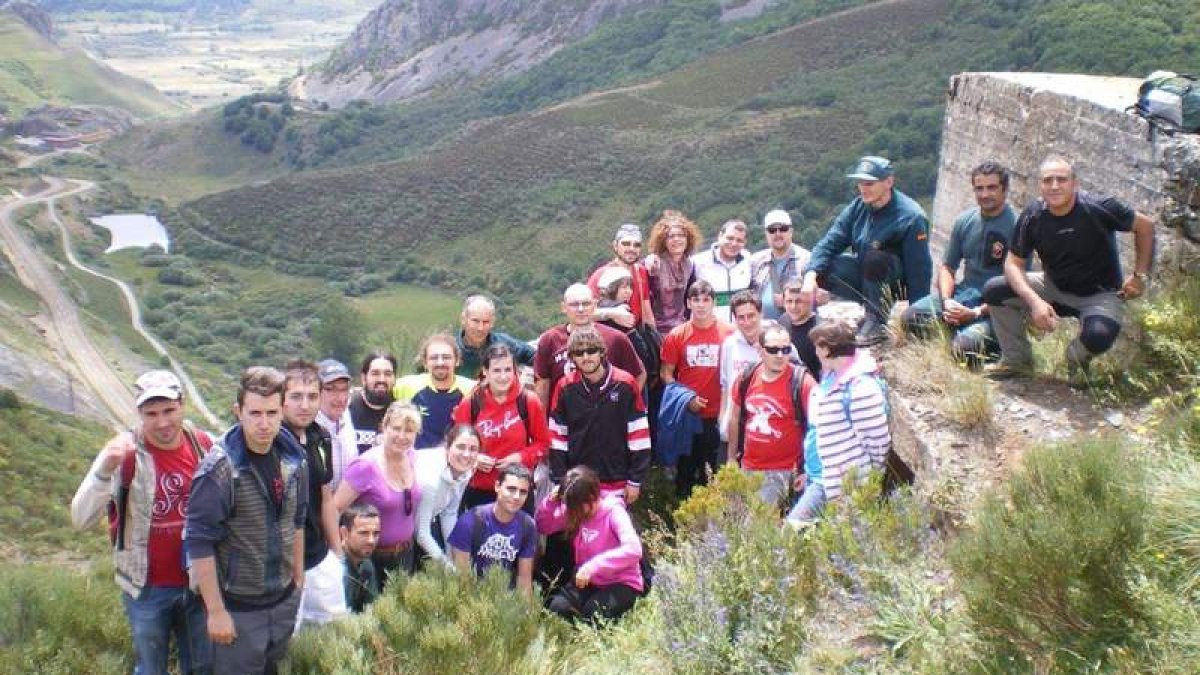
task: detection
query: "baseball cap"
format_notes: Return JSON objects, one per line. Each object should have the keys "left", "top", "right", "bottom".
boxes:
{"left": 134, "top": 370, "right": 183, "bottom": 407}
{"left": 613, "top": 223, "right": 642, "bottom": 243}
{"left": 317, "top": 359, "right": 351, "bottom": 385}
{"left": 597, "top": 265, "right": 633, "bottom": 290}
{"left": 763, "top": 209, "right": 792, "bottom": 228}
{"left": 846, "top": 156, "right": 894, "bottom": 181}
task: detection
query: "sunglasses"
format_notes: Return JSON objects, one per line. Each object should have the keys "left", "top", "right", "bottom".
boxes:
{"left": 763, "top": 345, "right": 791, "bottom": 355}
{"left": 403, "top": 488, "right": 413, "bottom": 517}
{"left": 570, "top": 347, "right": 603, "bottom": 357}
{"left": 766, "top": 225, "right": 791, "bottom": 234}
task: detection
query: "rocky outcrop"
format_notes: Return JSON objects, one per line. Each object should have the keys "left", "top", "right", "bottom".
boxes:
{"left": 1, "top": 0, "right": 54, "bottom": 42}
{"left": 293, "top": 0, "right": 662, "bottom": 107}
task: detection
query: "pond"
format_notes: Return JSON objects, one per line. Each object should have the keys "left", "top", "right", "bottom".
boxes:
{"left": 90, "top": 214, "right": 170, "bottom": 254}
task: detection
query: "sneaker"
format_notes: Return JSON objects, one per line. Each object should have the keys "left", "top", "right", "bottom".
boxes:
{"left": 983, "top": 361, "right": 1031, "bottom": 380}
{"left": 856, "top": 315, "right": 889, "bottom": 347}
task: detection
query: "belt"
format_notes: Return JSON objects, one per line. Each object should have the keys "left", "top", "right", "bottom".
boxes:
{"left": 374, "top": 540, "right": 413, "bottom": 555}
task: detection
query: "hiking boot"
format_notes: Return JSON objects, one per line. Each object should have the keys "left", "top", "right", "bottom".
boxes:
{"left": 856, "top": 315, "right": 889, "bottom": 347}
{"left": 983, "top": 361, "right": 1031, "bottom": 380}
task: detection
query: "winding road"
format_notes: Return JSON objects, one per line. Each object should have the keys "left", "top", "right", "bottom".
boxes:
{"left": 0, "top": 176, "right": 221, "bottom": 429}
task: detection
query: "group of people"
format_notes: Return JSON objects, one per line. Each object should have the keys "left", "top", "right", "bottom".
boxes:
{"left": 71, "top": 153, "right": 1154, "bottom": 673}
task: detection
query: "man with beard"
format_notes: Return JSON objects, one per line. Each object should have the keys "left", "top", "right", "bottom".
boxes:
{"left": 340, "top": 503, "right": 381, "bottom": 613}
{"left": 348, "top": 350, "right": 397, "bottom": 455}
{"left": 393, "top": 334, "right": 474, "bottom": 450}
{"left": 588, "top": 223, "right": 655, "bottom": 330}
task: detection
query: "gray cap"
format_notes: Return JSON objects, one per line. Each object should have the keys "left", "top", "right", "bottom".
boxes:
{"left": 317, "top": 359, "right": 351, "bottom": 384}
{"left": 846, "top": 156, "right": 894, "bottom": 181}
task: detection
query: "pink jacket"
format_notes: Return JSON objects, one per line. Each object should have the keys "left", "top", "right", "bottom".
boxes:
{"left": 535, "top": 494, "right": 643, "bottom": 592}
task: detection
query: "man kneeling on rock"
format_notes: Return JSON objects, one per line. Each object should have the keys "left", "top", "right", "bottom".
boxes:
{"left": 981, "top": 156, "right": 1154, "bottom": 380}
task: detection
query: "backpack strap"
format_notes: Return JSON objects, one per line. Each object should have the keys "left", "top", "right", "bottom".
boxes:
{"left": 516, "top": 391, "right": 531, "bottom": 446}
{"left": 734, "top": 362, "right": 760, "bottom": 462}
{"left": 470, "top": 507, "right": 486, "bottom": 561}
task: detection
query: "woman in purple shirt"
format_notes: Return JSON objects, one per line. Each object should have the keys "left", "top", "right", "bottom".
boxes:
{"left": 334, "top": 402, "right": 423, "bottom": 583}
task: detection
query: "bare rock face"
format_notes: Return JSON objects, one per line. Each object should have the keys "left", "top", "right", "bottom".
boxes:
{"left": 1, "top": 1, "right": 55, "bottom": 42}
{"left": 293, "top": 0, "right": 662, "bottom": 107}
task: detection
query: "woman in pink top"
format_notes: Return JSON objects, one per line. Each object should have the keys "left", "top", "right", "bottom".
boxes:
{"left": 334, "top": 402, "right": 423, "bottom": 583}
{"left": 536, "top": 466, "right": 643, "bottom": 622}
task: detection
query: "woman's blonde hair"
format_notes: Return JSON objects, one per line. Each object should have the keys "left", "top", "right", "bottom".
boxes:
{"left": 646, "top": 209, "right": 702, "bottom": 257}
{"left": 380, "top": 401, "right": 422, "bottom": 434}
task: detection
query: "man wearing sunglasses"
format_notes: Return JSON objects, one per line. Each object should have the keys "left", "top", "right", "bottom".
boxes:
{"left": 799, "top": 156, "right": 934, "bottom": 347}
{"left": 749, "top": 209, "right": 813, "bottom": 321}
{"left": 588, "top": 223, "right": 655, "bottom": 330}
{"left": 547, "top": 329, "right": 650, "bottom": 506}
{"left": 726, "top": 322, "right": 816, "bottom": 509}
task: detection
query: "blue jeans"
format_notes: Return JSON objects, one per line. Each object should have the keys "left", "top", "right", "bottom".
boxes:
{"left": 901, "top": 293, "right": 997, "bottom": 365}
{"left": 787, "top": 482, "right": 827, "bottom": 522}
{"left": 122, "top": 586, "right": 212, "bottom": 675}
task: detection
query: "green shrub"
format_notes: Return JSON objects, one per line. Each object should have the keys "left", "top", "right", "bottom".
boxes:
{"left": 0, "top": 562, "right": 130, "bottom": 674}
{"left": 0, "top": 388, "right": 19, "bottom": 409}
{"left": 952, "top": 438, "right": 1148, "bottom": 670}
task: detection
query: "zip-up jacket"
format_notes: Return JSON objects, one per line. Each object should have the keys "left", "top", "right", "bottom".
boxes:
{"left": 548, "top": 365, "right": 650, "bottom": 488}
{"left": 808, "top": 351, "right": 890, "bottom": 499}
{"left": 71, "top": 426, "right": 210, "bottom": 596}
{"left": 185, "top": 425, "right": 308, "bottom": 607}
{"left": 749, "top": 244, "right": 811, "bottom": 298}
{"left": 691, "top": 244, "right": 752, "bottom": 322}
{"left": 805, "top": 189, "right": 933, "bottom": 302}
{"left": 452, "top": 379, "right": 550, "bottom": 491}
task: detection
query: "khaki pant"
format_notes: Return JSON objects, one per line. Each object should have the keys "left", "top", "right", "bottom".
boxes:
{"left": 988, "top": 272, "right": 1123, "bottom": 367}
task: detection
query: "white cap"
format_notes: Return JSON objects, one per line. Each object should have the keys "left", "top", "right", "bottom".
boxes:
{"left": 763, "top": 209, "right": 792, "bottom": 228}
{"left": 134, "top": 370, "right": 183, "bottom": 407}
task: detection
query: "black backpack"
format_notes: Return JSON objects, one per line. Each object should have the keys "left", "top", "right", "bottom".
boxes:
{"left": 468, "top": 506, "right": 536, "bottom": 587}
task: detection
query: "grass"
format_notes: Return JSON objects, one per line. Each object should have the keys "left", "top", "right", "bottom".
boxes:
{"left": 0, "top": 399, "right": 112, "bottom": 557}
{"left": 887, "top": 335, "right": 993, "bottom": 429}
{"left": 0, "top": 14, "right": 179, "bottom": 118}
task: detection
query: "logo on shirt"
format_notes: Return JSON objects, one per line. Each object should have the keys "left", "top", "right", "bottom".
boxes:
{"left": 477, "top": 533, "right": 519, "bottom": 563}
{"left": 745, "top": 395, "right": 786, "bottom": 439}
{"left": 685, "top": 344, "right": 719, "bottom": 368}
{"left": 478, "top": 411, "right": 523, "bottom": 439}
{"left": 152, "top": 471, "right": 190, "bottom": 520}
{"left": 580, "top": 527, "right": 600, "bottom": 544}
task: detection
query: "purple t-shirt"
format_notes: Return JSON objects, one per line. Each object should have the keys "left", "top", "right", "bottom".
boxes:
{"left": 344, "top": 448, "right": 422, "bottom": 548}
{"left": 447, "top": 505, "right": 537, "bottom": 578}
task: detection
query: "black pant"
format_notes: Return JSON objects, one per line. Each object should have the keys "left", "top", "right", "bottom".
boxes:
{"left": 547, "top": 583, "right": 639, "bottom": 623}
{"left": 675, "top": 418, "right": 720, "bottom": 499}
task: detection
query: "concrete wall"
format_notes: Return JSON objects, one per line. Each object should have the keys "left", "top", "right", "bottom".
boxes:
{"left": 930, "top": 72, "right": 1200, "bottom": 273}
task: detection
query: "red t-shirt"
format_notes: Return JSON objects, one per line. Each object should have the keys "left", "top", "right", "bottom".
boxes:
{"left": 587, "top": 262, "right": 651, "bottom": 324}
{"left": 534, "top": 323, "right": 646, "bottom": 392}
{"left": 660, "top": 320, "right": 733, "bottom": 419}
{"left": 145, "top": 432, "right": 207, "bottom": 587}
{"left": 731, "top": 367, "right": 804, "bottom": 471}
{"left": 452, "top": 382, "right": 551, "bottom": 491}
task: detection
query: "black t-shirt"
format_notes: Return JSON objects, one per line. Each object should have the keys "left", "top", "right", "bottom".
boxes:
{"left": 1011, "top": 192, "right": 1135, "bottom": 296}
{"left": 245, "top": 446, "right": 283, "bottom": 513}
{"left": 299, "top": 423, "right": 333, "bottom": 569}
{"left": 348, "top": 391, "right": 388, "bottom": 455}
{"left": 787, "top": 315, "right": 822, "bottom": 379}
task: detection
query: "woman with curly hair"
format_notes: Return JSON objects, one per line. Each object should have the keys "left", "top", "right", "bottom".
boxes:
{"left": 644, "top": 209, "right": 702, "bottom": 334}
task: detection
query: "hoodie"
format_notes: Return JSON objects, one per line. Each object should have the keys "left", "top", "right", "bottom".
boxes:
{"left": 535, "top": 494, "right": 643, "bottom": 592}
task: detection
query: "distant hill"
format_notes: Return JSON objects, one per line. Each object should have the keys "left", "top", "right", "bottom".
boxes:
{"left": 34, "top": 0, "right": 248, "bottom": 13}
{"left": 0, "top": 4, "right": 180, "bottom": 118}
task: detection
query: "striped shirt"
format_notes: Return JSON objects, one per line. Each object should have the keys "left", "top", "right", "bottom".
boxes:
{"left": 808, "top": 357, "right": 890, "bottom": 499}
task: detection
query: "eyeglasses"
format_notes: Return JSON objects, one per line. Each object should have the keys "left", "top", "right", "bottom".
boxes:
{"left": 617, "top": 240, "right": 642, "bottom": 247}
{"left": 427, "top": 354, "right": 454, "bottom": 361}
{"left": 763, "top": 345, "right": 791, "bottom": 355}
{"left": 766, "top": 225, "right": 791, "bottom": 234}
{"left": 566, "top": 301, "right": 594, "bottom": 309}
{"left": 666, "top": 232, "right": 688, "bottom": 239}
{"left": 569, "top": 347, "right": 602, "bottom": 357}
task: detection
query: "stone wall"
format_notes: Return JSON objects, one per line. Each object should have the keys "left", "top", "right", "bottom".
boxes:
{"left": 930, "top": 72, "right": 1200, "bottom": 274}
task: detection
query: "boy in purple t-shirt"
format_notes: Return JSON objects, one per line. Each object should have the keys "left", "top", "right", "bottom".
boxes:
{"left": 448, "top": 465, "right": 538, "bottom": 597}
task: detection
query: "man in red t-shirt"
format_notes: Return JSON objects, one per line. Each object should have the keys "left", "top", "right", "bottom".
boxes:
{"left": 71, "top": 370, "right": 213, "bottom": 674}
{"left": 660, "top": 280, "right": 733, "bottom": 497}
{"left": 588, "top": 223, "right": 655, "bottom": 330}
{"left": 534, "top": 283, "right": 646, "bottom": 406}
{"left": 726, "top": 321, "right": 816, "bottom": 509}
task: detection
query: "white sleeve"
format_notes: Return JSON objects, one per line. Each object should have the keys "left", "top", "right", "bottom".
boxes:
{"left": 70, "top": 452, "right": 112, "bottom": 530}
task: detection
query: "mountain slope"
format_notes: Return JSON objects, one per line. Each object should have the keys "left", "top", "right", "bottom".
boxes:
{"left": 0, "top": 8, "right": 180, "bottom": 118}
{"left": 295, "top": 0, "right": 662, "bottom": 107}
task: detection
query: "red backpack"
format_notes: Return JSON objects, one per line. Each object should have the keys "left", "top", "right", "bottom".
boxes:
{"left": 107, "top": 424, "right": 212, "bottom": 549}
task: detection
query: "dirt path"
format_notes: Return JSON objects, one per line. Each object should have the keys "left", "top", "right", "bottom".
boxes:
{"left": 1, "top": 177, "right": 222, "bottom": 429}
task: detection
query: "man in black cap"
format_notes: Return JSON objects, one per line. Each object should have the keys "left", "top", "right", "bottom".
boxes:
{"left": 797, "top": 156, "right": 933, "bottom": 346}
